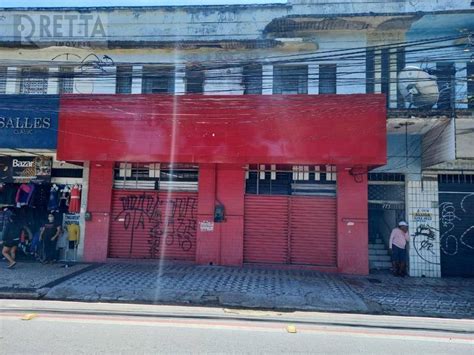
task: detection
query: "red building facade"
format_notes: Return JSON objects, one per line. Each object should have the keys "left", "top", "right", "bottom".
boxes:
{"left": 57, "top": 94, "right": 386, "bottom": 275}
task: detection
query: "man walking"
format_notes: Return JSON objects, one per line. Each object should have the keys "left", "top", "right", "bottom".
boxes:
{"left": 389, "top": 221, "right": 410, "bottom": 277}
{"left": 2, "top": 213, "right": 20, "bottom": 268}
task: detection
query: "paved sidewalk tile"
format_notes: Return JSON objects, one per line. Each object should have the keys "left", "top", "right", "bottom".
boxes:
{"left": 342, "top": 271, "right": 474, "bottom": 319}
{"left": 45, "top": 263, "right": 368, "bottom": 312}
{"left": 0, "top": 261, "right": 91, "bottom": 290}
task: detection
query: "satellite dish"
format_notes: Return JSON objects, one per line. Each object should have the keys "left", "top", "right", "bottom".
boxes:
{"left": 398, "top": 66, "right": 439, "bottom": 108}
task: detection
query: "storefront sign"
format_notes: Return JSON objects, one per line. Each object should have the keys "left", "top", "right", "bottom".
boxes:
{"left": 412, "top": 208, "right": 433, "bottom": 222}
{"left": 0, "top": 156, "right": 52, "bottom": 183}
{"left": 63, "top": 213, "right": 80, "bottom": 228}
{"left": 0, "top": 95, "right": 59, "bottom": 149}
{"left": 199, "top": 220, "right": 215, "bottom": 232}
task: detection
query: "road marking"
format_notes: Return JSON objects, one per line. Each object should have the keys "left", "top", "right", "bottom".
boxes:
{"left": 2, "top": 312, "right": 474, "bottom": 344}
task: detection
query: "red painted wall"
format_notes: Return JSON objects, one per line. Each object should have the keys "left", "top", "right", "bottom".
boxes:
{"left": 196, "top": 164, "right": 245, "bottom": 266}
{"left": 57, "top": 94, "right": 386, "bottom": 167}
{"left": 83, "top": 162, "right": 114, "bottom": 262}
{"left": 336, "top": 167, "right": 369, "bottom": 275}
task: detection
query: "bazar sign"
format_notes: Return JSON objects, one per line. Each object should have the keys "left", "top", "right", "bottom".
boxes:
{"left": 0, "top": 156, "right": 52, "bottom": 183}
{"left": 0, "top": 95, "right": 59, "bottom": 149}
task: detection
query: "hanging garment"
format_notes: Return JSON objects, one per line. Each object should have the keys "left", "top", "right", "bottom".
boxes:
{"left": 56, "top": 229, "right": 69, "bottom": 250}
{"left": 59, "top": 186, "right": 70, "bottom": 212}
{"left": 0, "top": 184, "right": 18, "bottom": 206}
{"left": 16, "top": 183, "right": 35, "bottom": 207}
{"left": 30, "top": 184, "right": 50, "bottom": 209}
{"left": 67, "top": 223, "right": 80, "bottom": 242}
{"left": 68, "top": 185, "right": 81, "bottom": 213}
{"left": 48, "top": 185, "right": 60, "bottom": 211}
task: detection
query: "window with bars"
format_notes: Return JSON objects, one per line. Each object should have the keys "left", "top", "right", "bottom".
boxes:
{"left": 142, "top": 66, "right": 175, "bottom": 94}
{"left": 185, "top": 66, "right": 204, "bottom": 94}
{"left": 58, "top": 66, "right": 74, "bottom": 94}
{"left": 366, "top": 49, "right": 375, "bottom": 94}
{"left": 245, "top": 165, "right": 336, "bottom": 196}
{"left": 0, "top": 67, "right": 6, "bottom": 94}
{"left": 273, "top": 65, "right": 308, "bottom": 94}
{"left": 368, "top": 173, "right": 405, "bottom": 182}
{"left": 113, "top": 163, "right": 198, "bottom": 191}
{"left": 19, "top": 67, "right": 48, "bottom": 94}
{"left": 439, "top": 174, "right": 474, "bottom": 184}
{"left": 436, "top": 62, "right": 456, "bottom": 111}
{"left": 380, "top": 48, "right": 390, "bottom": 107}
{"left": 243, "top": 64, "right": 262, "bottom": 94}
{"left": 467, "top": 62, "right": 474, "bottom": 110}
{"left": 319, "top": 64, "right": 337, "bottom": 94}
{"left": 116, "top": 65, "right": 133, "bottom": 94}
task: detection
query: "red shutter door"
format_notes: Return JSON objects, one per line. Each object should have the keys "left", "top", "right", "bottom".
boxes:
{"left": 243, "top": 195, "right": 289, "bottom": 264}
{"left": 289, "top": 196, "right": 337, "bottom": 266}
{"left": 109, "top": 190, "right": 197, "bottom": 261}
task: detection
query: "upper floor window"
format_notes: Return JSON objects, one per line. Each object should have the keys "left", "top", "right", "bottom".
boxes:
{"left": 142, "top": 66, "right": 175, "bottom": 94}
{"left": 467, "top": 62, "right": 474, "bottom": 110}
{"left": 436, "top": 62, "right": 455, "bottom": 111}
{"left": 273, "top": 65, "right": 308, "bottom": 94}
{"left": 243, "top": 64, "right": 262, "bottom": 94}
{"left": 319, "top": 64, "right": 337, "bottom": 94}
{"left": 366, "top": 49, "right": 375, "bottom": 94}
{"left": 0, "top": 67, "right": 6, "bottom": 94}
{"left": 19, "top": 67, "right": 48, "bottom": 94}
{"left": 116, "top": 65, "right": 132, "bottom": 94}
{"left": 58, "top": 66, "right": 74, "bottom": 94}
{"left": 185, "top": 65, "right": 204, "bottom": 94}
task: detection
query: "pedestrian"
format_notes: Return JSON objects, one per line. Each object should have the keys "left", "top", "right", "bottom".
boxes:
{"left": 40, "top": 214, "right": 61, "bottom": 264}
{"left": 389, "top": 221, "right": 410, "bottom": 277}
{"left": 2, "top": 213, "right": 21, "bottom": 268}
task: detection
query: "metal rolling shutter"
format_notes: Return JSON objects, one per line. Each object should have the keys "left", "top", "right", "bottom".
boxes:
{"left": 289, "top": 196, "right": 337, "bottom": 266}
{"left": 243, "top": 195, "right": 337, "bottom": 266}
{"left": 439, "top": 177, "right": 474, "bottom": 277}
{"left": 244, "top": 195, "right": 289, "bottom": 264}
{"left": 109, "top": 190, "right": 197, "bottom": 261}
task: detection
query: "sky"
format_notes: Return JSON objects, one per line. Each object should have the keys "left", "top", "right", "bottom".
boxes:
{"left": 1, "top": 0, "right": 287, "bottom": 7}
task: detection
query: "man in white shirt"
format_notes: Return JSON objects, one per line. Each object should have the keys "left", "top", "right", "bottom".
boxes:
{"left": 389, "top": 221, "right": 410, "bottom": 277}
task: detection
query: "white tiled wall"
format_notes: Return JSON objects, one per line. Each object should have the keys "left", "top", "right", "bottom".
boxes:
{"left": 407, "top": 180, "right": 441, "bottom": 277}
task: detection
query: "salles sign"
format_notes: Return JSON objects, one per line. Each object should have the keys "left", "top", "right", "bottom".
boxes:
{"left": 0, "top": 95, "right": 59, "bottom": 149}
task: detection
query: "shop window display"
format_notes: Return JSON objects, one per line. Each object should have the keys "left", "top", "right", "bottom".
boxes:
{"left": 0, "top": 181, "right": 82, "bottom": 262}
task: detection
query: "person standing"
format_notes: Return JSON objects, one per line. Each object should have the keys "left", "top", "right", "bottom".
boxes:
{"left": 389, "top": 221, "right": 410, "bottom": 277}
{"left": 40, "top": 214, "right": 61, "bottom": 264}
{"left": 2, "top": 213, "right": 21, "bottom": 268}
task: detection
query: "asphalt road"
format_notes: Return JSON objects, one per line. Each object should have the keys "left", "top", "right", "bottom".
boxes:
{"left": 1, "top": 300, "right": 473, "bottom": 354}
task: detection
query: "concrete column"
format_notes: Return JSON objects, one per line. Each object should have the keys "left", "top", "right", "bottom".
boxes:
{"left": 308, "top": 63, "right": 319, "bottom": 94}
{"left": 196, "top": 163, "right": 245, "bottom": 266}
{"left": 262, "top": 65, "right": 273, "bottom": 95}
{"left": 76, "top": 161, "right": 90, "bottom": 261}
{"left": 406, "top": 178, "right": 441, "bottom": 277}
{"left": 389, "top": 49, "right": 398, "bottom": 108}
{"left": 131, "top": 65, "right": 143, "bottom": 94}
{"left": 83, "top": 162, "right": 114, "bottom": 262}
{"left": 336, "top": 167, "right": 369, "bottom": 275}
{"left": 5, "top": 67, "right": 18, "bottom": 94}
{"left": 174, "top": 64, "right": 186, "bottom": 95}
{"left": 47, "top": 67, "right": 59, "bottom": 94}
{"left": 374, "top": 49, "right": 382, "bottom": 93}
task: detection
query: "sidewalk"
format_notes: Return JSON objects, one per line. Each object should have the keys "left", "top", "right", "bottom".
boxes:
{"left": 1, "top": 261, "right": 473, "bottom": 319}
